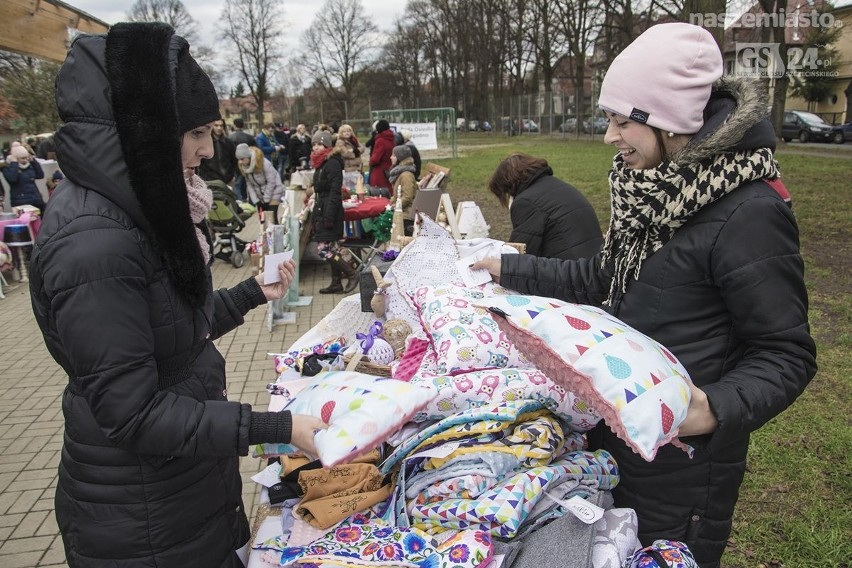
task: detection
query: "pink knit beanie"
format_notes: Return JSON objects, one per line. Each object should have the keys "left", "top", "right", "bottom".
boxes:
{"left": 10, "top": 145, "right": 30, "bottom": 160}
{"left": 598, "top": 23, "right": 723, "bottom": 135}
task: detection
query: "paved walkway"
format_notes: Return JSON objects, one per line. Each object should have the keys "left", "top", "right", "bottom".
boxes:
{"left": 0, "top": 216, "right": 338, "bottom": 567}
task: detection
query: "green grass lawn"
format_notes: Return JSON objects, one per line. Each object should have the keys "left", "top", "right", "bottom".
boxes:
{"left": 429, "top": 135, "right": 852, "bottom": 567}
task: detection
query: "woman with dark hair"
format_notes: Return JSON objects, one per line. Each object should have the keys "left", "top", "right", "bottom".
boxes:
{"left": 488, "top": 152, "right": 603, "bottom": 259}
{"left": 30, "top": 23, "right": 325, "bottom": 567}
{"left": 474, "top": 23, "right": 816, "bottom": 567}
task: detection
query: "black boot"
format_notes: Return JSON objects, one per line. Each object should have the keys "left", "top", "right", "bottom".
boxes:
{"left": 331, "top": 255, "right": 360, "bottom": 294}
{"left": 319, "top": 264, "right": 344, "bottom": 294}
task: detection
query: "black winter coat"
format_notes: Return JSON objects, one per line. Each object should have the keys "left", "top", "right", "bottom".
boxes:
{"left": 29, "top": 25, "right": 274, "bottom": 567}
{"left": 312, "top": 152, "right": 345, "bottom": 242}
{"left": 2, "top": 159, "right": 45, "bottom": 207}
{"left": 499, "top": 78, "right": 816, "bottom": 567}
{"left": 509, "top": 166, "right": 603, "bottom": 259}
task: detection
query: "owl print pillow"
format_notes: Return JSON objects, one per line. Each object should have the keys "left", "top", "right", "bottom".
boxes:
{"left": 411, "top": 285, "right": 533, "bottom": 376}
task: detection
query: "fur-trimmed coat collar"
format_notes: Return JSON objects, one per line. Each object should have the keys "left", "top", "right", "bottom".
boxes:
{"left": 673, "top": 76, "right": 776, "bottom": 165}
{"left": 54, "top": 23, "right": 208, "bottom": 307}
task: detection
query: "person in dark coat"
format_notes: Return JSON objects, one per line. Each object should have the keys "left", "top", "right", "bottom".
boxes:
{"left": 488, "top": 152, "right": 603, "bottom": 259}
{"left": 288, "top": 124, "right": 313, "bottom": 171}
{"left": 30, "top": 23, "right": 325, "bottom": 568}
{"left": 368, "top": 119, "right": 395, "bottom": 193}
{"left": 198, "top": 118, "right": 237, "bottom": 185}
{"left": 2, "top": 145, "right": 46, "bottom": 212}
{"left": 310, "top": 130, "right": 359, "bottom": 294}
{"left": 473, "top": 24, "right": 816, "bottom": 567}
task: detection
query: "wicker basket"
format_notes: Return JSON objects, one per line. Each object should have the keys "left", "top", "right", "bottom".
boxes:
{"left": 344, "top": 353, "right": 392, "bottom": 377}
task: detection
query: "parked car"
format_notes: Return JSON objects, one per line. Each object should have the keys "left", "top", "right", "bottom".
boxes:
{"left": 558, "top": 118, "right": 579, "bottom": 132}
{"left": 521, "top": 119, "right": 539, "bottom": 132}
{"left": 467, "top": 120, "right": 480, "bottom": 131}
{"left": 830, "top": 121, "right": 852, "bottom": 144}
{"left": 781, "top": 110, "right": 833, "bottom": 143}
{"left": 481, "top": 120, "right": 492, "bottom": 132}
{"left": 583, "top": 116, "right": 608, "bottom": 134}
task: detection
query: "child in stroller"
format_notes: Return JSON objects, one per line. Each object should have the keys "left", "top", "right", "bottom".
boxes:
{"left": 206, "top": 179, "right": 253, "bottom": 267}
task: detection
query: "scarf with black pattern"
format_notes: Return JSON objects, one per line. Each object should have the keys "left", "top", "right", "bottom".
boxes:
{"left": 601, "top": 147, "right": 779, "bottom": 305}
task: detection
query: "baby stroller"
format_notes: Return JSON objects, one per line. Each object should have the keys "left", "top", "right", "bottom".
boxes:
{"left": 206, "top": 180, "right": 252, "bottom": 268}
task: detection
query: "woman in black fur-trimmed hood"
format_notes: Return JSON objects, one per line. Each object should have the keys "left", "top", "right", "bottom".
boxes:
{"left": 474, "top": 24, "right": 816, "bottom": 567}
{"left": 29, "top": 23, "right": 325, "bottom": 567}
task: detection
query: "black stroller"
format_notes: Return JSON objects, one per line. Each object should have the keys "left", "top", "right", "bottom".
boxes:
{"left": 206, "top": 180, "right": 252, "bottom": 268}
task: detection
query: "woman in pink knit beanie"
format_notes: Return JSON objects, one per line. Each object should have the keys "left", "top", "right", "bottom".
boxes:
{"left": 475, "top": 23, "right": 815, "bottom": 567}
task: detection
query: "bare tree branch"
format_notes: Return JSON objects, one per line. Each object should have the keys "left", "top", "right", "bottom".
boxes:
{"left": 221, "top": 0, "right": 283, "bottom": 124}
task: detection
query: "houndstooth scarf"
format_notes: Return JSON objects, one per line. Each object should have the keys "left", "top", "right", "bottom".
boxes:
{"left": 601, "top": 147, "right": 779, "bottom": 305}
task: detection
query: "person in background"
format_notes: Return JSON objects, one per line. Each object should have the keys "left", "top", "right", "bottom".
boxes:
{"left": 46, "top": 169, "right": 65, "bottom": 198}
{"left": 228, "top": 117, "right": 255, "bottom": 146}
{"left": 334, "top": 123, "right": 364, "bottom": 191}
{"left": 198, "top": 118, "right": 237, "bottom": 186}
{"left": 368, "top": 119, "right": 395, "bottom": 194}
{"left": 400, "top": 129, "right": 421, "bottom": 179}
{"left": 288, "top": 123, "right": 312, "bottom": 172}
{"left": 31, "top": 23, "right": 325, "bottom": 567}
{"left": 228, "top": 118, "right": 255, "bottom": 200}
{"left": 388, "top": 144, "right": 418, "bottom": 236}
{"left": 274, "top": 123, "right": 290, "bottom": 180}
{"left": 256, "top": 122, "right": 282, "bottom": 167}
{"left": 2, "top": 145, "right": 46, "bottom": 213}
{"left": 235, "top": 142, "right": 284, "bottom": 224}
{"left": 36, "top": 134, "right": 57, "bottom": 160}
{"left": 310, "top": 130, "right": 359, "bottom": 294}
{"left": 488, "top": 152, "right": 603, "bottom": 260}
{"left": 473, "top": 23, "right": 816, "bottom": 567}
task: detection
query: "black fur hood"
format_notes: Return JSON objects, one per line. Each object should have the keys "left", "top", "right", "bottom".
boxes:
{"left": 54, "top": 23, "right": 207, "bottom": 307}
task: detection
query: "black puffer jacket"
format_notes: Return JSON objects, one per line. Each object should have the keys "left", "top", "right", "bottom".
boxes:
{"left": 29, "top": 25, "right": 283, "bottom": 567}
{"left": 312, "top": 151, "right": 345, "bottom": 242}
{"left": 509, "top": 166, "right": 603, "bottom": 259}
{"left": 500, "top": 78, "right": 816, "bottom": 566}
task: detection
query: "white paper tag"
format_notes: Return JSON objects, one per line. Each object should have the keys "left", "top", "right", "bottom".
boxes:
{"left": 543, "top": 493, "right": 605, "bottom": 524}
{"left": 250, "top": 462, "right": 283, "bottom": 488}
{"left": 263, "top": 250, "right": 294, "bottom": 284}
{"left": 405, "top": 441, "right": 460, "bottom": 461}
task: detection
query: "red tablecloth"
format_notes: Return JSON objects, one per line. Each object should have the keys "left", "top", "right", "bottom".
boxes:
{"left": 0, "top": 214, "right": 41, "bottom": 243}
{"left": 343, "top": 197, "right": 389, "bottom": 221}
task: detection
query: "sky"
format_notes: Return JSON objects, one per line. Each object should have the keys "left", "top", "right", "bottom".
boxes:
{"left": 68, "top": 0, "right": 405, "bottom": 57}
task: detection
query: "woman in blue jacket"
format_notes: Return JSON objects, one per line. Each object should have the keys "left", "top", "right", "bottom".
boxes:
{"left": 3, "top": 145, "right": 46, "bottom": 212}
{"left": 474, "top": 23, "right": 816, "bottom": 567}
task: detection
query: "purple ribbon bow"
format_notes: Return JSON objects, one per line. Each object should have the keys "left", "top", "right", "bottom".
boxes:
{"left": 356, "top": 321, "right": 384, "bottom": 353}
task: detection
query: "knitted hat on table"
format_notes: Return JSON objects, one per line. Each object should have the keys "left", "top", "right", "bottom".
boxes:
{"left": 598, "top": 23, "right": 723, "bottom": 135}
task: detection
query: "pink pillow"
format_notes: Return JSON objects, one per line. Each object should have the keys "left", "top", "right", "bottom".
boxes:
{"left": 477, "top": 295, "right": 694, "bottom": 461}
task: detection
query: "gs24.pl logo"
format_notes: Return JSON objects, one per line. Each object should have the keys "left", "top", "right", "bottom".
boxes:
{"left": 735, "top": 43, "right": 837, "bottom": 78}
